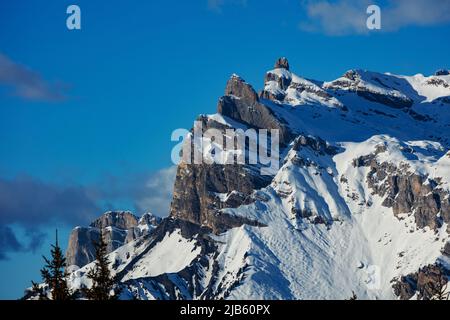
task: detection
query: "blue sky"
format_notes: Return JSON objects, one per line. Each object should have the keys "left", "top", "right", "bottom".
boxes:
{"left": 0, "top": 0, "right": 449, "bottom": 299}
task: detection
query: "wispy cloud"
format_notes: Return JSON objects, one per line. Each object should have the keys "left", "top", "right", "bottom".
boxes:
{"left": 0, "top": 167, "right": 176, "bottom": 259}
{"left": 0, "top": 176, "right": 99, "bottom": 228}
{"left": 208, "top": 0, "right": 225, "bottom": 12}
{"left": 0, "top": 175, "right": 100, "bottom": 259}
{"left": 0, "top": 226, "right": 48, "bottom": 260}
{"left": 299, "top": 0, "right": 450, "bottom": 36}
{"left": 0, "top": 53, "right": 68, "bottom": 102}
{"left": 0, "top": 226, "right": 24, "bottom": 260}
{"left": 93, "top": 166, "right": 177, "bottom": 218}
{"left": 383, "top": 0, "right": 450, "bottom": 30}
{"left": 135, "top": 166, "right": 177, "bottom": 216}
{"left": 299, "top": 0, "right": 369, "bottom": 35}
{"left": 207, "top": 0, "right": 248, "bottom": 13}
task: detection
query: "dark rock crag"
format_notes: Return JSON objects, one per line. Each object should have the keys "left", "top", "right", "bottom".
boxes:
{"left": 325, "top": 70, "right": 414, "bottom": 109}
{"left": 170, "top": 65, "right": 296, "bottom": 233}
{"left": 66, "top": 211, "right": 161, "bottom": 268}
{"left": 353, "top": 149, "right": 450, "bottom": 231}
{"left": 392, "top": 264, "right": 450, "bottom": 300}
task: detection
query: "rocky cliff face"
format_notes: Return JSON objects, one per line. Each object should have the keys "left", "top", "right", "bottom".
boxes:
{"left": 89, "top": 211, "right": 139, "bottom": 230}
{"left": 170, "top": 73, "right": 292, "bottom": 233}
{"left": 353, "top": 148, "right": 450, "bottom": 231}
{"left": 392, "top": 264, "right": 450, "bottom": 300}
{"left": 218, "top": 74, "right": 294, "bottom": 144}
{"left": 324, "top": 70, "right": 414, "bottom": 109}
{"left": 66, "top": 211, "right": 161, "bottom": 268}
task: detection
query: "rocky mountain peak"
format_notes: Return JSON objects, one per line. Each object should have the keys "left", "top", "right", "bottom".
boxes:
{"left": 224, "top": 74, "right": 259, "bottom": 104}
{"left": 343, "top": 69, "right": 361, "bottom": 81}
{"left": 66, "top": 210, "right": 161, "bottom": 268}
{"left": 139, "top": 212, "right": 162, "bottom": 226}
{"left": 89, "top": 210, "right": 138, "bottom": 230}
{"left": 274, "top": 57, "right": 289, "bottom": 70}
{"left": 42, "top": 58, "right": 450, "bottom": 301}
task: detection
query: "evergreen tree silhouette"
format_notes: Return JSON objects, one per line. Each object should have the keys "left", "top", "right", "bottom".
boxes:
{"left": 32, "top": 230, "right": 72, "bottom": 300}
{"left": 30, "top": 281, "right": 48, "bottom": 300}
{"left": 348, "top": 291, "right": 357, "bottom": 300}
{"left": 84, "top": 229, "right": 121, "bottom": 300}
{"left": 430, "top": 269, "right": 450, "bottom": 300}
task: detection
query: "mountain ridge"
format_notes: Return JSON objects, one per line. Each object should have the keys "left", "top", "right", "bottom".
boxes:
{"left": 27, "top": 58, "right": 450, "bottom": 300}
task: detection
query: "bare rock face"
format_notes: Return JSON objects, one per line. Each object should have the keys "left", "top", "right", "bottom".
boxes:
{"left": 170, "top": 161, "right": 269, "bottom": 233}
{"left": 66, "top": 211, "right": 161, "bottom": 268}
{"left": 443, "top": 241, "right": 450, "bottom": 257}
{"left": 274, "top": 57, "right": 289, "bottom": 70}
{"left": 90, "top": 211, "right": 138, "bottom": 230}
{"left": 382, "top": 174, "right": 442, "bottom": 229}
{"left": 65, "top": 227, "right": 101, "bottom": 269}
{"left": 225, "top": 74, "right": 259, "bottom": 105}
{"left": 263, "top": 71, "right": 292, "bottom": 97}
{"left": 393, "top": 264, "right": 449, "bottom": 300}
{"left": 353, "top": 152, "right": 450, "bottom": 230}
{"left": 392, "top": 277, "right": 417, "bottom": 300}
{"left": 138, "top": 212, "right": 162, "bottom": 227}
{"left": 292, "top": 135, "right": 338, "bottom": 155}
{"left": 169, "top": 72, "right": 294, "bottom": 233}
{"left": 169, "top": 114, "right": 271, "bottom": 233}
{"left": 260, "top": 58, "right": 292, "bottom": 102}
{"left": 326, "top": 69, "right": 414, "bottom": 109}
{"left": 258, "top": 57, "right": 292, "bottom": 100}
{"left": 218, "top": 75, "right": 294, "bottom": 145}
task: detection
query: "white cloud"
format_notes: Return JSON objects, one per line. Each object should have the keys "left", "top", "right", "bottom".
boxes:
{"left": 0, "top": 176, "right": 99, "bottom": 259}
{"left": 299, "top": 0, "right": 450, "bottom": 36}
{"left": 384, "top": 0, "right": 450, "bottom": 30}
{"left": 0, "top": 166, "right": 177, "bottom": 258}
{"left": 299, "top": 0, "right": 370, "bottom": 35}
{"left": 208, "top": 0, "right": 225, "bottom": 12}
{"left": 0, "top": 53, "right": 68, "bottom": 101}
{"left": 135, "top": 166, "right": 177, "bottom": 217}
{"left": 94, "top": 166, "right": 177, "bottom": 218}
{"left": 207, "top": 0, "right": 248, "bottom": 13}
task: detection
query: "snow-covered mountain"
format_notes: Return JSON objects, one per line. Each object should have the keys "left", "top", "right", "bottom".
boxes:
{"left": 34, "top": 58, "right": 450, "bottom": 300}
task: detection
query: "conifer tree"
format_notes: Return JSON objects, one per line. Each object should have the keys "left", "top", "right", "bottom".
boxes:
{"left": 431, "top": 281, "right": 449, "bottom": 300}
{"left": 30, "top": 281, "right": 48, "bottom": 300}
{"left": 430, "top": 270, "right": 450, "bottom": 300}
{"left": 32, "top": 230, "right": 72, "bottom": 300}
{"left": 84, "top": 230, "right": 121, "bottom": 300}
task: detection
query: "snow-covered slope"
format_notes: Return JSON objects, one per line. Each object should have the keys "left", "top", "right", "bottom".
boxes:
{"left": 32, "top": 59, "right": 450, "bottom": 300}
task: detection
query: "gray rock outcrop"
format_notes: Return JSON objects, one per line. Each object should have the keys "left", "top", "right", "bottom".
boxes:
{"left": 325, "top": 69, "right": 414, "bottom": 109}
{"left": 90, "top": 211, "right": 138, "bottom": 230}
{"left": 66, "top": 211, "right": 161, "bottom": 268}
{"left": 170, "top": 69, "right": 295, "bottom": 233}
{"left": 353, "top": 151, "right": 450, "bottom": 231}
{"left": 218, "top": 74, "right": 293, "bottom": 145}
{"left": 274, "top": 57, "right": 289, "bottom": 70}
{"left": 392, "top": 264, "right": 449, "bottom": 300}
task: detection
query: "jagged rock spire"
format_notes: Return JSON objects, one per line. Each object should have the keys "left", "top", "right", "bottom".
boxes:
{"left": 274, "top": 57, "right": 289, "bottom": 70}
{"left": 224, "top": 74, "right": 259, "bottom": 104}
